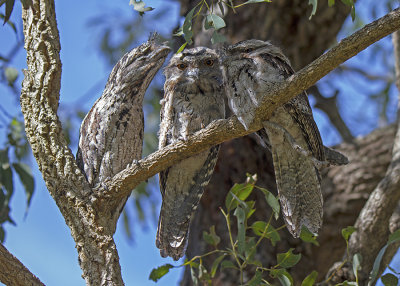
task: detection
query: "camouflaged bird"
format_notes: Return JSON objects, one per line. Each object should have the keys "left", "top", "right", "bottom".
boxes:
{"left": 157, "top": 47, "right": 225, "bottom": 260}
{"left": 221, "top": 39, "right": 326, "bottom": 237}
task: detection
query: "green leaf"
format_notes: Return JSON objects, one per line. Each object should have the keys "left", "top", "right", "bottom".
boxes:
{"left": 174, "top": 27, "right": 183, "bottom": 36}
{"left": 381, "top": 273, "right": 399, "bottom": 286}
{"left": 190, "top": 266, "right": 199, "bottom": 285}
{"left": 245, "top": 200, "right": 256, "bottom": 219}
{"left": 244, "top": 237, "right": 256, "bottom": 261}
{"left": 370, "top": 229, "right": 400, "bottom": 284}
{"left": 301, "top": 270, "right": 318, "bottom": 286}
{"left": 259, "top": 187, "right": 280, "bottom": 219}
{"left": 182, "top": 6, "right": 197, "bottom": 45}
{"left": 277, "top": 248, "right": 301, "bottom": 268}
{"left": 210, "top": 254, "right": 226, "bottom": 277}
{"left": 176, "top": 42, "right": 187, "bottom": 54}
{"left": 248, "top": 270, "right": 263, "bottom": 286}
{"left": 149, "top": 264, "right": 174, "bottom": 282}
{"left": 3, "top": 0, "right": 15, "bottom": 24}
{"left": 0, "top": 149, "right": 13, "bottom": 195}
{"left": 211, "top": 31, "right": 227, "bottom": 44}
{"left": 251, "top": 221, "right": 267, "bottom": 236}
{"left": 328, "top": 0, "right": 335, "bottom": 6}
{"left": 203, "top": 225, "right": 220, "bottom": 246}
{"left": 251, "top": 221, "right": 280, "bottom": 246}
{"left": 308, "top": 0, "right": 317, "bottom": 19}
{"left": 221, "top": 260, "right": 236, "bottom": 269}
{"left": 276, "top": 270, "right": 294, "bottom": 286}
{"left": 300, "top": 226, "right": 319, "bottom": 246}
{"left": 370, "top": 245, "right": 388, "bottom": 284}
{"left": 388, "top": 229, "right": 400, "bottom": 244}
{"left": 340, "top": 0, "right": 355, "bottom": 21}
{"left": 129, "top": 0, "right": 154, "bottom": 16}
{"left": 341, "top": 226, "right": 356, "bottom": 242}
{"left": 225, "top": 181, "right": 254, "bottom": 211}
{"left": 12, "top": 163, "right": 34, "bottom": 208}
{"left": 352, "top": 253, "right": 362, "bottom": 282}
{"left": 234, "top": 206, "right": 246, "bottom": 255}
{"left": 4, "top": 67, "right": 18, "bottom": 85}
{"left": 205, "top": 14, "right": 226, "bottom": 30}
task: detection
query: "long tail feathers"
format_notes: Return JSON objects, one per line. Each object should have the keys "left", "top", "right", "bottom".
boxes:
{"left": 156, "top": 146, "right": 220, "bottom": 260}
{"left": 264, "top": 123, "right": 323, "bottom": 237}
{"left": 156, "top": 206, "right": 190, "bottom": 261}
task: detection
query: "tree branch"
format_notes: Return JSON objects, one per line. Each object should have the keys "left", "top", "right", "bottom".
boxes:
{"left": 309, "top": 85, "right": 354, "bottom": 142}
{"left": 326, "top": 28, "right": 400, "bottom": 285}
{"left": 0, "top": 244, "right": 44, "bottom": 286}
{"left": 102, "top": 7, "right": 400, "bottom": 199}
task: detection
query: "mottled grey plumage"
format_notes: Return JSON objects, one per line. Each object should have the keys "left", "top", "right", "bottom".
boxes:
{"left": 222, "top": 39, "right": 326, "bottom": 237}
{"left": 157, "top": 47, "right": 225, "bottom": 260}
{"left": 76, "top": 38, "right": 169, "bottom": 189}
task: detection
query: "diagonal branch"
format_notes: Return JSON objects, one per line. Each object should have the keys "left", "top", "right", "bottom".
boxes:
{"left": 309, "top": 85, "right": 354, "bottom": 143}
{"left": 101, "top": 7, "right": 400, "bottom": 200}
{"left": 0, "top": 243, "right": 44, "bottom": 286}
{"left": 346, "top": 29, "right": 400, "bottom": 284}
{"left": 323, "top": 27, "right": 400, "bottom": 286}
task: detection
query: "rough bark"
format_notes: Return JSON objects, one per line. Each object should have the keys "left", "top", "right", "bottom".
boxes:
{"left": 0, "top": 243, "right": 44, "bottom": 286}
{"left": 20, "top": 1, "right": 125, "bottom": 285}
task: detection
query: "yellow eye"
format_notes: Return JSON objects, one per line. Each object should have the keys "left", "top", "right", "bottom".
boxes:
{"left": 177, "top": 63, "right": 187, "bottom": 70}
{"left": 204, "top": 59, "right": 214, "bottom": 66}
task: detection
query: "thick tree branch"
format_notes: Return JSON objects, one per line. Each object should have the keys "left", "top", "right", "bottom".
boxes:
{"left": 326, "top": 29, "right": 400, "bottom": 285}
{"left": 20, "top": 1, "right": 124, "bottom": 284}
{"left": 0, "top": 244, "right": 44, "bottom": 286}
{"left": 103, "top": 8, "right": 400, "bottom": 199}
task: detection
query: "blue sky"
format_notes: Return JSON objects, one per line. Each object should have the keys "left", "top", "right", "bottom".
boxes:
{"left": 0, "top": 0, "right": 399, "bottom": 285}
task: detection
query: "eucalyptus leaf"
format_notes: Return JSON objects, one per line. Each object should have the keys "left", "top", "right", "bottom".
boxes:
{"left": 248, "top": 270, "right": 263, "bottom": 286}
{"left": 149, "top": 264, "right": 174, "bottom": 282}
{"left": 381, "top": 273, "right": 399, "bottom": 286}
{"left": 341, "top": 226, "right": 356, "bottom": 242}
{"left": 12, "top": 163, "right": 34, "bottom": 208}
{"left": 352, "top": 253, "right": 362, "bottom": 282}
{"left": 234, "top": 206, "right": 246, "bottom": 255}
{"left": 211, "top": 30, "right": 226, "bottom": 44}
{"left": 300, "top": 226, "right": 319, "bottom": 246}
{"left": 205, "top": 14, "right": 226, "bottom": 30}
{"left": 4, "top": 0, "right": 15, "bottom": 24}
{"left": 301, "top": 270, "right": 318, "bottom": 286}
{"left": 210, "top": 254, "right": 225, "bottom": 277}
{"left": 259, "top": 187, "right": 280, "bottom": 219}
{"left": 277, "top": 248, "right": 301, "bottom": 268}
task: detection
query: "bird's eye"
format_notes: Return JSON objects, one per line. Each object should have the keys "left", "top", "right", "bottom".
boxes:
{"left": 244, "top": 48, "right": 253, "bottom": 53}
{"left": 204, "top": 59, "right": 214, "bottom": 66}
{"left": 177, "top": 63, "right": 187, "bottom": 70}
